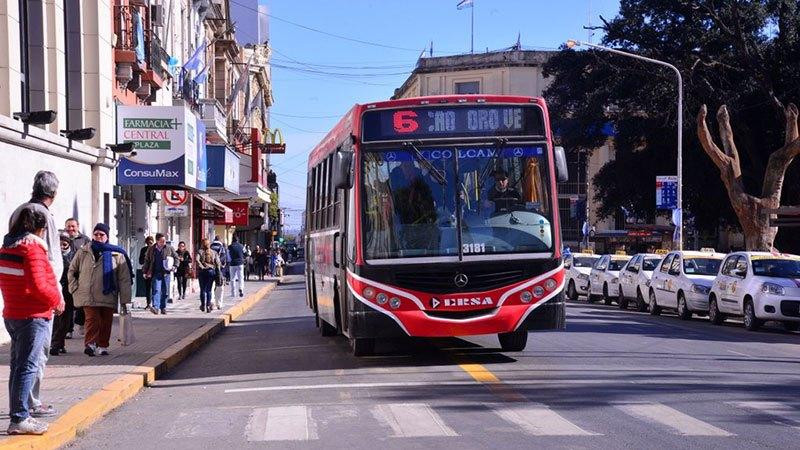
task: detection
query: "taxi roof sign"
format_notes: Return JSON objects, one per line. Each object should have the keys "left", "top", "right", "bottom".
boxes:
{"left": 700, "top": 247, "right": 717, "bottom": 253}
{"left": 615, "top": 251, "right": 628, "bottom": 256}
{"left": 579, "top": 248, "right": 594, "bottom": 254}
{"left": 654, "top": 249, "right": 670, "bottom": 255}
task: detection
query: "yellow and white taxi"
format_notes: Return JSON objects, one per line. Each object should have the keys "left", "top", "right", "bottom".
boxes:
{"left": 647, "top": 248, "right": 726, "bottom": 319}
{"left": 564, "top": 252, "right": 601, "bottom": 300}
{"left": 708, "top": 252, "right": 800, "bottom": 332}
{"left": 588, "top": 252, "right": 633, "bottom": 305}
{"left": 617, "top": 252, "right": 664, "bottom": 311}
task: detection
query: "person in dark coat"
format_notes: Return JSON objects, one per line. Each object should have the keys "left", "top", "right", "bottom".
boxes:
{"left": 49, "top": 233, "right": 75, "bottom": 355}
{"left": 138, "top": 236, "right": 154, "bottom": 308}
{"left": 175, "top": 241, "right": 192, "bottom": 300}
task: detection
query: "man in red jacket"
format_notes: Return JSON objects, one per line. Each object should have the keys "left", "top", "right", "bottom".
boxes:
{"left": 0, "top": 209, "right": 64, "bottom": 435}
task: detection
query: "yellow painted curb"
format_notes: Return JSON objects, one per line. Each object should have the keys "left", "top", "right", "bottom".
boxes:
{"left": 0, "top": 283, "right": 276, "bottom": 450}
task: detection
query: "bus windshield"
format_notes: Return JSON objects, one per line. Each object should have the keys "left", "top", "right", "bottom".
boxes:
{"left": 361, "top": 145, "right": 553, "bottom": 260}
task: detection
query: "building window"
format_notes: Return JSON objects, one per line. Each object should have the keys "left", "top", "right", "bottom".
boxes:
{"left": 19, "top": 0, "right": 30, "bottom": 112}
{"left": 455, "top": 81, "right": 479, "bottom": 94}
{"left": 64, "top": 0, "right": 83, "bottom": 129}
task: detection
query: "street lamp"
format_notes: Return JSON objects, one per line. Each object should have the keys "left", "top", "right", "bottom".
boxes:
{"left": 566, "top": 39, "right": 684, "bottom": 250}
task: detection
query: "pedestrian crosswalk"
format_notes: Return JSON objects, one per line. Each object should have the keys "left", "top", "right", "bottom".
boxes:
{"left": 163, "top": 400, "right": 800, "bottom": 442}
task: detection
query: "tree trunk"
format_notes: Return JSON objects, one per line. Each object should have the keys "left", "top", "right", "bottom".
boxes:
{"left": 697, "top": 103, "right": 799, "bottom": 251}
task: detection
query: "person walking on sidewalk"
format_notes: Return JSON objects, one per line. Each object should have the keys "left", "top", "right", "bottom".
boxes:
{"left": 68, "top": 224, "right": 133, "bottom": 356}
{"left": 0, "top": 208, "right": 64, "bottom": 435}
{"left": 243, "top": 244, "right": 252, "bottom": 280}
{"left": 142, "top": 233, "right": 177, "bottom": 315}
{"left": 138, "top": 236, "right": 154, "bottom": 308}
{"left": 195, "top": 238, "right": 221, "bottom": 313}
{"left": 228, "top": 236, "right": 245, "bottom": 298}
{"left": 8, "top": 171, "right": 62, "bottom": 421}
{"left": 175, "top": 241, "right": 192, "bottom": 300}
{"left": 210, "top": 236, "right": 228, "bottom": 309}
{"left": 49, "top": 233, "right": 75, "bottom": 356}
{"left": 64, "top": 218, "right": 89, "bottom": 338}
{"left": 254, "top": 246, "right": 267, "bottom": 280}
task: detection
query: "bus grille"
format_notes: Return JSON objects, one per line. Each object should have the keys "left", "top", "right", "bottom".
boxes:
{"left": 394, "top": 269, "right": 526, "bottom": 294}
{"left": 424, "top": 308, "right": 497, "bottom": 320}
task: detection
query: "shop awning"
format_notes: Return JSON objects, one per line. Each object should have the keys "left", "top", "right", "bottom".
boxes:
{"left": 196, "top": 193, "right": 233, "bottom": 222}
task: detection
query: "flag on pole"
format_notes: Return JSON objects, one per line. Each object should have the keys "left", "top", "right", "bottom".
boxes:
{"left": 226, "top": 52, "right": 254, "bottom": 114}
{"left": 183, "top": 39, "right": 207, "bottom": 72}
{"left": 457, "top": 0, "right": 473, "bottom": 9}
{"left": 193, "top": 65, "right": 208, "bottom": 85}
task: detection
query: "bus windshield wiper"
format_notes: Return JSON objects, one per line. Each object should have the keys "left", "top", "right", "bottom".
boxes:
{"left": 403, "top": 141, "right": 447, "bottom": 186}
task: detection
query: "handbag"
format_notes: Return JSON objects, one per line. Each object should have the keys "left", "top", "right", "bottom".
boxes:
{"left": 118, "top": 309, "right": 136, "bottom": 346}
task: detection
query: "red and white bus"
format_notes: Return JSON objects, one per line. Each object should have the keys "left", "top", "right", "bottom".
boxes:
{"left": 305, "top": 95, "right": 569, "bottom": 355}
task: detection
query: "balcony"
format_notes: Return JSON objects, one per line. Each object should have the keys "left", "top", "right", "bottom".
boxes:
{"left": 114, "top": 4, "right": 169, "bottom": 97}
{"left": 113, "top": 5, "right": 146, "bottom": 71}
{"left": 199, "top": 99, "right": 228, "bottom": 144}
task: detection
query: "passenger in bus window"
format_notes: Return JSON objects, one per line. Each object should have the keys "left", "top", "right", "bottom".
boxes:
{"left": 485, "top": 169, "right": 521, "bottom": 214}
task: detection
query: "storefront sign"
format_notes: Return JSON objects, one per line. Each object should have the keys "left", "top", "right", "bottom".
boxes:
{"left": 196, "top": 120, "right": 207, "bottom": 191}
{"left": 206, "top": 145, "right": 241, "bottom": 194}
{"left": 117, "top": 105, "right": 199, "bottom": 189}
{"left": 214, "top": 201, "right": 249, "bottom": 226}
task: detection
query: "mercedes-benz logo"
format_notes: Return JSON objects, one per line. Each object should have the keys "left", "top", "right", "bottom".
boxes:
{"left": 513, "top": 147, "right": 524, "bottom": 157}
{"left": 454, "top": 273, "right": 469, "bottom": 288}
{"left": 386, "top": 152, "right": 397, "bottom": 161}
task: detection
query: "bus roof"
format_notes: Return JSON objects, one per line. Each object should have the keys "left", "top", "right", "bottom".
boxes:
{"left": 307, "top": 95, "right": 549, "bottom": 168}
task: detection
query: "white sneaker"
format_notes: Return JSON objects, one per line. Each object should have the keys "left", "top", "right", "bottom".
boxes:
{"left": 7, "top": 417, "right": 48, "bottom": 435}
{"left": 97, "top": 347, "right": 109, "bottom": 356}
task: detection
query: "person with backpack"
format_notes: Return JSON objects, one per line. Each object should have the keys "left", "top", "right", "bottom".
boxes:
{"left": 227, "top": 236, "right": 245, "bottom": 298}
{"left": 210, "top": 236, "right": 228, "bottom": 309}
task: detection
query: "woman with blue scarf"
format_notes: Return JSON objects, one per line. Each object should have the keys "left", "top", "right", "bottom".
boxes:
{"left": 67, "top": 223, "right": 132, "bottom": 357}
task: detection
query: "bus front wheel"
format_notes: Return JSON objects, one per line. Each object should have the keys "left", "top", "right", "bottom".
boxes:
{"left": 351, "top": 337, "right": 375, "bottom": 356}
{"left": 498, "top": 329, "right": 528, "bottom": 352}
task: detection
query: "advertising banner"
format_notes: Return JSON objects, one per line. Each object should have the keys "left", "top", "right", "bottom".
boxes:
{"left": 214, "top": 201, "right": 249, "bottom": 226}
{"left": 116, "top": 106, "right": 199, "bottom": 189}
{"left": 206, "top": 145, "right": 241, "bottom": 194}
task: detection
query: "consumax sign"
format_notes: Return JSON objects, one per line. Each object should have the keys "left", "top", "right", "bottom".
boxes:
{"left": 116, "top": 105, "right": 199, "bottom": 188}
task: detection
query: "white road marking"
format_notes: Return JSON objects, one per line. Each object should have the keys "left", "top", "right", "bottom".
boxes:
{"left": 224, "top": 378, "right": 785, "bottom": 394}
{"left": 727, "top": 401, "right": 800, "bottom": 428}
{"left": 615, "top": 403, "right": 734, "bottom": 436}
{"left": 727, "top": 350, "right": 754, "bottom": 358}
{"left": 492, "top": 403, "right": 599, "bottom": 436}
{"left": 246, "top": 406, "right": 318, "bottom": 441}
{"left": 371, "top": 403, "right": 458, "bottom": 437}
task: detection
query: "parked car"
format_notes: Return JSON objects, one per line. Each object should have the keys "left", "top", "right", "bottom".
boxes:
{"left": 565, "top": 252, "right": 601, "bottom": 300}
{"left": 588, "top": 253, "right": 633, "bottom": 305}
{"left": 647, "top": 248, "right": 726, "bottom": 319}
{"left": 617, "top": 252, "right": 664, "bottom": 311}
{"left": 709, "top": 252, "right": 800, "bottom": 331}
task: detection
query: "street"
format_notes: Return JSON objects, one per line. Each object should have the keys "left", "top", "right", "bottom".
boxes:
{"left": 68, "top": 263, "right": 800, "bottom": 449}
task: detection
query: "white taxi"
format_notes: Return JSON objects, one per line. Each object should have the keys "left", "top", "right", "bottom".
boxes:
{"left": 708, "top": 252, "right": 800, "bottom": 332}
{"left": 564, "top": 252, "right": 601, "bottom": 300}
{"left": 617, "top": 253, "right": 664, "bottom": 311}
{"left": 588, "top": 253, "right": 632, "bottom": 305}
{"left": 647, "top": 248, "right": 726, "bottom": 319}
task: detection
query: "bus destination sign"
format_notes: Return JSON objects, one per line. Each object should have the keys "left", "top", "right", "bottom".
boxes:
{"left": 361, "top": 105, "right": 545, "bottom": 142}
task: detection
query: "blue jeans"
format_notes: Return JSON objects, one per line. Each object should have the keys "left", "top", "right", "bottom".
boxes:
{"left": 198, "top": 269, "right": 215, "bottom": 308}
{"left": 5, "top": 318, "right": 51, "bottom": 423}
{"left": 150, "top": 273, "right": 170, "bottom": 310}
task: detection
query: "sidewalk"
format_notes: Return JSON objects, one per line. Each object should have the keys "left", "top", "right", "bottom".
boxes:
{"left": 0, "top": 277, "right": 280, "bottom": 448}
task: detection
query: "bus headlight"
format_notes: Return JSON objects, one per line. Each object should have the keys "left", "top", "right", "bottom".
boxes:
{"left": 376, "top": 293, "right": 388, "bottom": 305}
{"left": 544, "top": 278, "right": 557, "bottom": 291}
{"left": 520, "top": 291, "right": 533, "bottom": 303}
{"left": 363, "top": 287, "right": 375, "bottom": 299}
{"left": 389, "top": 297, "right": 401, "bottom": 309}
{"left": 533, "top": 286, "right": 545, "bottom": 298}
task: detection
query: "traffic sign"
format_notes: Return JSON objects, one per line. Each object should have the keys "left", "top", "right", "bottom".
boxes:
{"left": 162, "top": 190, "right": 188, "bottom": 206}
{"left": 656, "top": 176, "right": 678, "bottom": 209}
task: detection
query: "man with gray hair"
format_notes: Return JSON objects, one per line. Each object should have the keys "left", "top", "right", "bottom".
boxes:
{"left": 8, "top": 170, "right": 62, "bottom": 418}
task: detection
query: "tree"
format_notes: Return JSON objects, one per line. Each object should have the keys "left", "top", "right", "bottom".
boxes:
{"left": 697, "top": 103, "right": 799, "bottom": 250}
{"left": 543, "top": 0, "right": 800, "bottom": 251}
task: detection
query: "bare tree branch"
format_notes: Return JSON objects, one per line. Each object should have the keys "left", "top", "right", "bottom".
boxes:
{"left": 785, "top": 103, "right": 799, "bottom": 144}
{"left": 762, "top": 104, "right": 800, "bottom": 200}
{"left": 715, "top": 105, "right": 742, "bottom": 178}
{"left": 696, "top": 104, "right": 729, "bottom": 170}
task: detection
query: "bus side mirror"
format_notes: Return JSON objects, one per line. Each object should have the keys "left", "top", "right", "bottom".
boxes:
{"left": 334, "top": 151, "right": 354, "bottom": 189}
{"left": 554, "top": 146, "right": 569, "bottom": 182}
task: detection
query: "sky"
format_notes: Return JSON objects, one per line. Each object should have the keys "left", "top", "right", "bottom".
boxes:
{"left": 251, "top": 0, "right": 621, "bottom": 232}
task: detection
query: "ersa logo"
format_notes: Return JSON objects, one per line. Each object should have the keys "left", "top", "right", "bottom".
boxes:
{"left": 430, "top": 296, "right": 494, "bottom": 308}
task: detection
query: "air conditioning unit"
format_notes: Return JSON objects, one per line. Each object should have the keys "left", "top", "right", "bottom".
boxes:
{"left": 150, "top": 4, "right": 164, "bottom": 27}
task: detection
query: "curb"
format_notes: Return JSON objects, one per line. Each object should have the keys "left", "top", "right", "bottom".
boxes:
{"left": 1, "top": 283, "right": 276, "bottom": 449}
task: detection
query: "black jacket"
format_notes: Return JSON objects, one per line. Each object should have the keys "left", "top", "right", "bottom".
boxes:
{"left": 228, "top": 242, "right": 245, "bottom": 266}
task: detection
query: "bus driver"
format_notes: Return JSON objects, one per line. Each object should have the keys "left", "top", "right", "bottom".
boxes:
{"left": 485, "top": 169, "right": 521, "bottom": 214}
